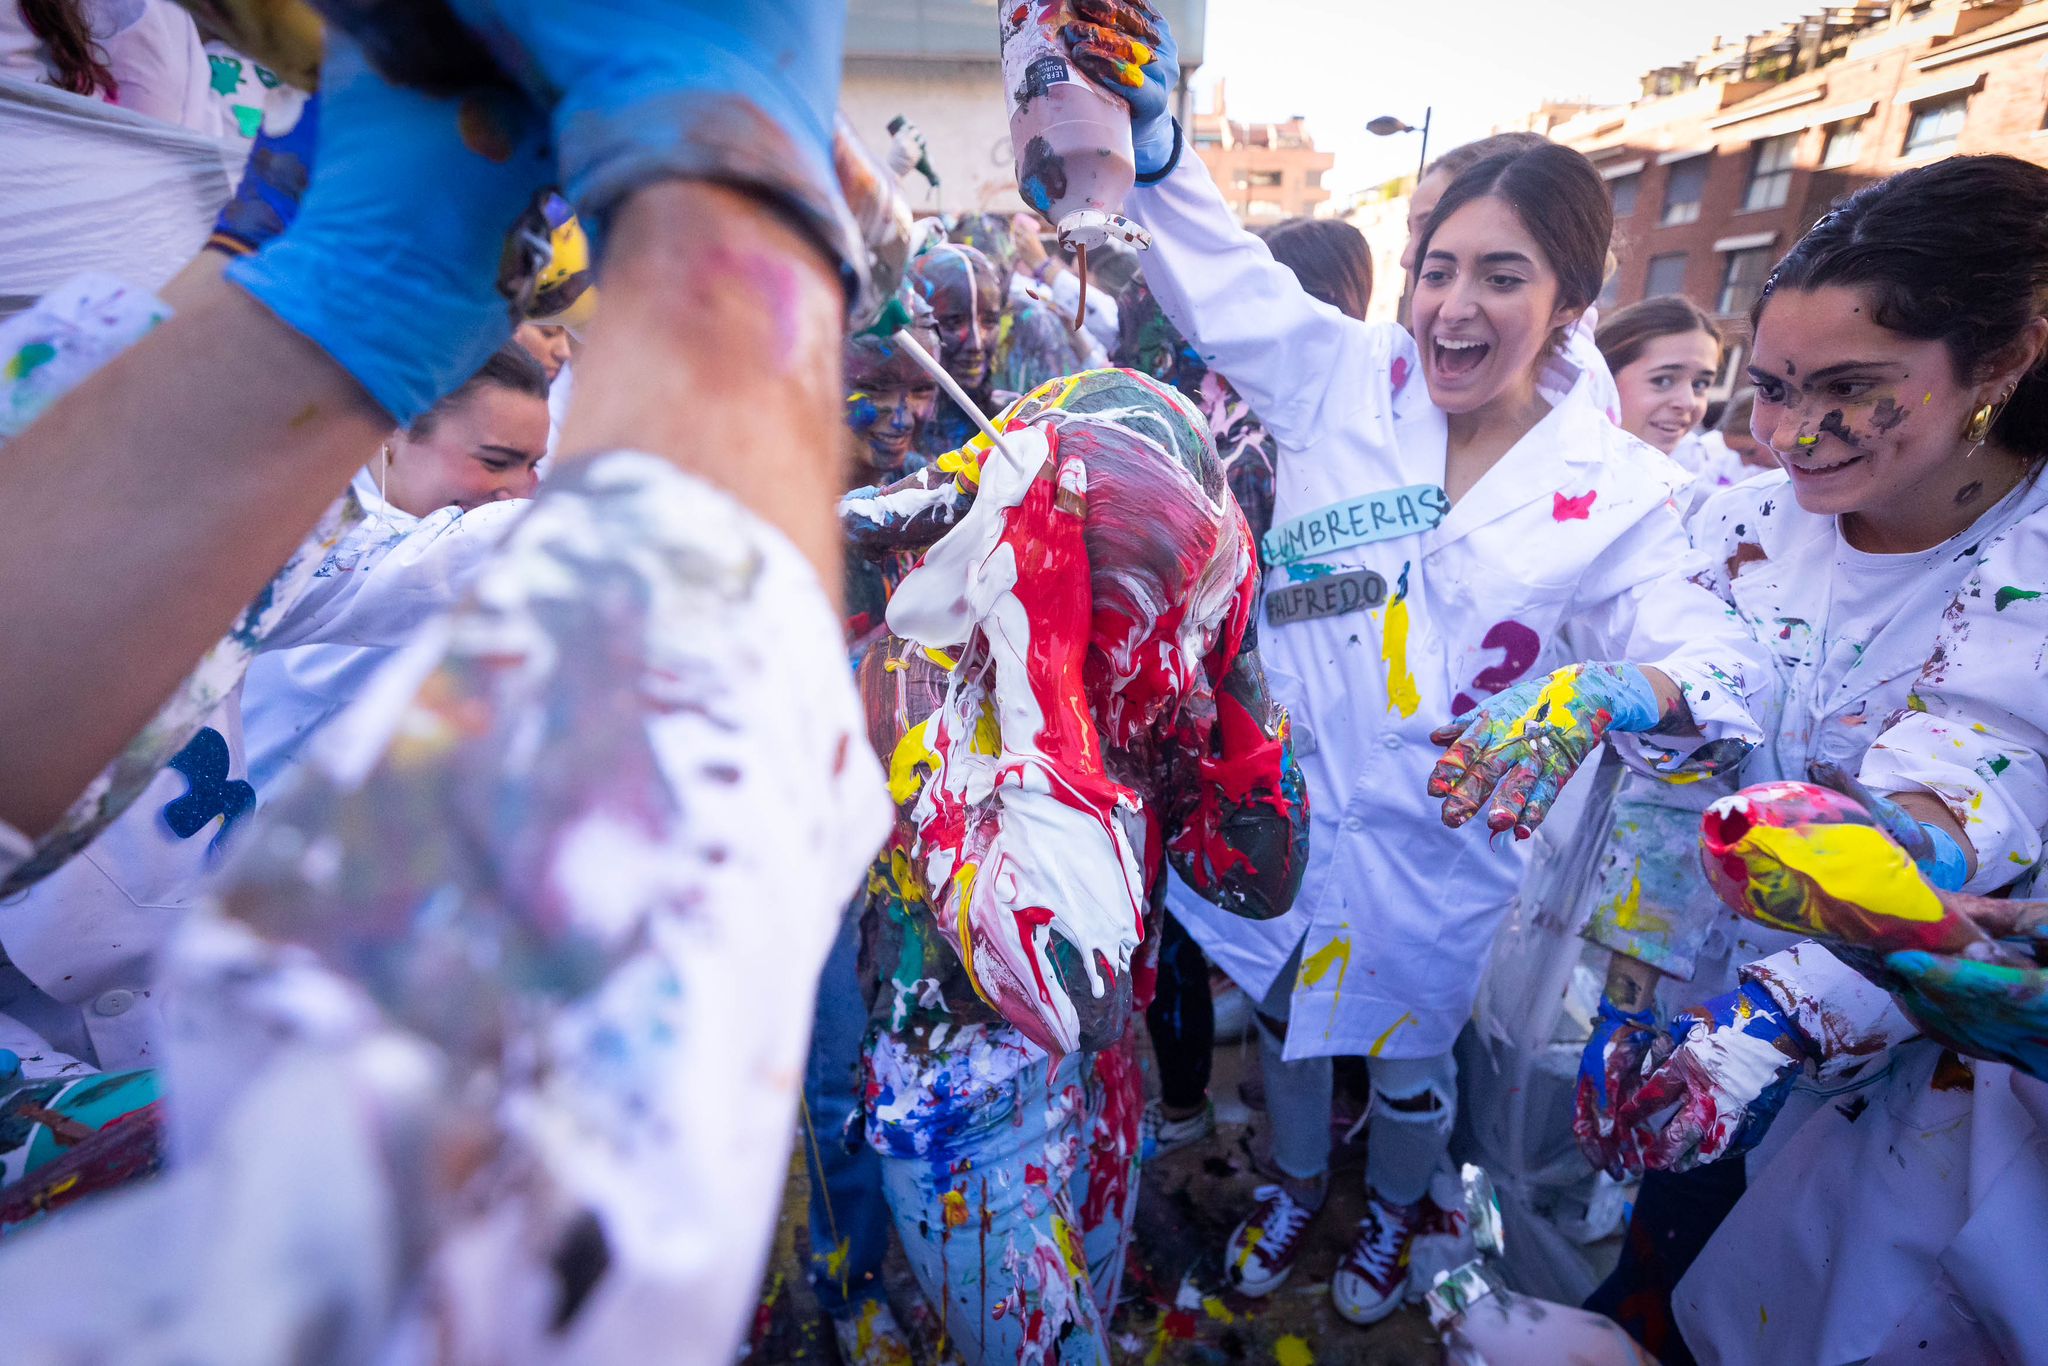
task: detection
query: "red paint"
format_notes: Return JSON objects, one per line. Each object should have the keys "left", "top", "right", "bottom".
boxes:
{"left": 1553, "top": 489, "right": 1597, "bottom": 521}
{"left": 1390, "top": 354, "right": 1410, "bottom": 394}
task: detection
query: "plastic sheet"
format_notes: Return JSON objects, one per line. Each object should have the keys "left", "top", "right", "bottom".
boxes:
{"left": 0, "top": 74, "right": 245, "bottom": 317}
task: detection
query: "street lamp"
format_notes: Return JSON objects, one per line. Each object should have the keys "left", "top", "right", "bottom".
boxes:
{"left": 1368, "top": 108, "right": 1433, "bottom": 182}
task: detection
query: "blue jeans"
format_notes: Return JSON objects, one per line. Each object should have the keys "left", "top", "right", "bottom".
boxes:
{"left": 864, "top": 1026, "right": 1141, "bottom": 1365}
{"left": 802, "top": 904, "right": 894, "bottom": 1316}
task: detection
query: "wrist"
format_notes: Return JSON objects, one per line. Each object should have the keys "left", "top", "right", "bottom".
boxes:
{"left": 1135, "top": 118, "right": 1183, "bottom": 183}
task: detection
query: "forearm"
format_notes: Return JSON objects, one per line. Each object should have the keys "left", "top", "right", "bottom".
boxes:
{"left": 555, "top": 182, "right": 846, "bottom": 605}
{"left": 0, "top": 279, "right": 385, "bottom": 838}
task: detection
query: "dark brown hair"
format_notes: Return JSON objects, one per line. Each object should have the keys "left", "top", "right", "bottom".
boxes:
{"left": 1417, "top": 143, "right": 1613, "bottom": 338}
{"left": 1426, "top": 131, "right": 1548, "bottom": 183}
{"left": 1596, "top": 294, "right": 1722, "bottom": 374}
{"left": 1754, "top": 155, "right": 2048, "bottom": 459}
{"left": 1264, "top": 217, "right": 1373, "bottom": 321}
{"left": 409, "top": 344, "right": 550, "bottom": 439}
{"left": 19, "top": 0, "right": 115, "bottom": 98}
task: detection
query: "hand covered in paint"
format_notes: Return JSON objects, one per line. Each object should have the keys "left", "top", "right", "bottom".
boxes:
{"left": 225, "top": 33, "right": 551, "bottom": 424}
{"left": 1062, "top": 0, "right": 1181, "bottom": 177}
{"left": 1574, "top": 997, "right": 1659, "bottom": 1179}
{"left": 1884, "top": 948, "right": 2048, "bottom": 1081}
{"left": 209, "top": 93, "right": 319, "bottom": 257}
{"left": 442, "top": 0, "right": 853, "bottom": 274}
{"left": 1429, "top": 662, "right": 1673, "bottom": 838}
{"left": 1620, "top": 982, "right": 1813, "bottom": 1172}
{"left": 1807, "top": 760, "right": 1970, "bottom": 892}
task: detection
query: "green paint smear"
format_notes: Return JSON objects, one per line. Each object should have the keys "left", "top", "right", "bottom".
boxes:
{"left": 1995, "top": 586, "right": 2043, "bottom": 611}
{"left": 1989, "top": 754, "right": 2012, "bottom": 775}
{"left": 5, "top": 341, "right": 55, "bottom": 381}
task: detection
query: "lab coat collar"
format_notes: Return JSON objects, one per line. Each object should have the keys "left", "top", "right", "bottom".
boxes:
{"left": 1425, "top": 367, "right": 1623, "bottom": 553}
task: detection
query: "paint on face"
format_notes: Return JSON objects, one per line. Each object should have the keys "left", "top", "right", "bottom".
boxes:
{"left": 1699, "top": 781, "right": 2019, "bottom": 960}
{"left": 846, "top": 331, "right": 943, "bottom": 481}
{"left": 909, "top": 244, "right": 1004, "bottom": 399}
{"left": 1411, "top": 195, "right": 1578, "bottom": 417}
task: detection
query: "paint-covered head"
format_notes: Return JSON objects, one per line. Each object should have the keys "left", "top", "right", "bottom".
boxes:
{"left": 1748, "top": 156, "right": 2048, "bottom": 537}
{"left": 384, "top": 344, "right": 551, "bottom": 516}
{"left": 845, "top": 290, "right": 942, "bottom": 479}
{"left": 1597, "top": 295, "right": 1723, "bottom": 454}
{"left": 949, "top": 212, "right": 1021, "bottom": 277}
{"left": 908, "top": 243, "right": 1004, "bottom": 395}
{"left": 1412, "top": 143, "right": 1611, "bottom": 417}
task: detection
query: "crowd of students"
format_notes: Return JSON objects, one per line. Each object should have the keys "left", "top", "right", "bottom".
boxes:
{"left": 0, "top": 2, "right": 2045, "bottom": 1364}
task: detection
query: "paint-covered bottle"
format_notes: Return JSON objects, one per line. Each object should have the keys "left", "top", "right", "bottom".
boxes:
{"left": 999, "top": 1, "right": 1151, "bottom": 256}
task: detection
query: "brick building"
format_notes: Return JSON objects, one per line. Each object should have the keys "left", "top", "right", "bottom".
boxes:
{"left": 1190, "top": 79, "right": 1336, "bottom": 224}
{"left": 1551, "top": 0, "right": 2048, "bottom": 398}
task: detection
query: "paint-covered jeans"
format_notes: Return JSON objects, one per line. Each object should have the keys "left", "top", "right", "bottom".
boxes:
{"left": 803, "top": 901, "right": 894, "bottom": 1316}
{"left": 864, "top": 1025, "right": 1141, "bottom": 1365}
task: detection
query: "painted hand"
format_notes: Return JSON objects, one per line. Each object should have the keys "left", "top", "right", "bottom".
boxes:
{"left": 224, "top": 32, "right": 551, "bottom": 424}
{"left": 1807, "top": 760, "right": 1969, "bottom": 891}
{"left": 1700, "top": 781, "right": 2016, "bottom": 961}
{"left": 209, "top": 94, "right": 319, "bottom": 257}
{"left": 1574, "top": 998, "right": 1658, "bottom": 1180}
{"left": 1884, "top": 950, "right": 2048, "bottom": 1081}
{"left": 1061, "top": 0, "right": 1181, "bottom": 177}
{"left": 1428, "top": 662, "right": 1669, "bottom": 838}
{"left": 1619, "top": 982, "right": 1812, "bottom": 1172}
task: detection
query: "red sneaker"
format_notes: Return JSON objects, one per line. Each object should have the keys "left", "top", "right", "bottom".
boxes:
{"left": 1223, "top": 1184, "right": 1320, "bottom": 1296}
{"left": 1331, "top": 1190, "right": 1422, "bottom": 1325}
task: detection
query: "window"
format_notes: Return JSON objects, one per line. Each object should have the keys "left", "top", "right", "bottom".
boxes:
{"left": 1819, "top": 118, "right": 1862, "bottom": 169}
{"left": 1644, "top": 252, "right": 1689, "bottom": 299}
{"left": 1306, "top": 169, "right": 1323, "bottom": 188}
{"left": 1249, "top": 169, "right": 1284, "bottom": 188}
{"left": 1719, "top": 246, "right": 1774, "bottom": 314}
{"left": 1609, "top": 171, "right": 1641, "bottom": 217}
{"left": 1660, "top": 156, "right": 1709, "bottom": 226}
{"left": 1742, "top": 133, "right": 1798, "bottom": 211}
{"left": 1903, "top": 95, "right": 1967, "bottom": 157}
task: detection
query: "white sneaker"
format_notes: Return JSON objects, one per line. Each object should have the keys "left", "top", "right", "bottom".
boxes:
{"left": 1331, "top": 1190, "right": 1422, "bottom": 1326}
{"left": 1223, "top": 1183, "right": 1320, "bottom": 1297}
{"left": 1140, "top": 1096, "right": 1216, "bottom": 1160}
{"left": 831, "top": 1298, "right": 913, "bottom": 1366}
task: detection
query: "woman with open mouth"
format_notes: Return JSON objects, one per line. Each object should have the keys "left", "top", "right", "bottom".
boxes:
{"left": 1072, "top": 2, "right": 1775, "bottom": 1328}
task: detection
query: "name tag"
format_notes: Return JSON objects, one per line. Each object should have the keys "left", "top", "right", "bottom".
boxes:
{"left": 1262, "top": 484, "right": 1451, "bottom": 567}
{"left": 1265, "top": 569, "right": 1388, "bottom": 626}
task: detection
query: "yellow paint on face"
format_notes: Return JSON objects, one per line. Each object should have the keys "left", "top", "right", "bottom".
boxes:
{"left": 1739, "top": 822, "right": 1944, "bottom": 931}
{"left": 1379, "top": 598, "right": 1421, "bottom": 718}
{"left": 1368, "top": 1011, "right": 1418, "bottom": 1057}
{"left": 1796, "top": 434, "right": 1819, "bottom": 447}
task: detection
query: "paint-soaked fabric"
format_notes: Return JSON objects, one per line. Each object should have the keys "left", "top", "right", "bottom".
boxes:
{"left": 1129, "top": 151, "right": 1772, "bottom": 1061}
{"left": 0, "top": 451, "right": 890, "bottom": 1364}
{"left": 864, "top": 1029, "right": 1139, "bottom": 1365}
{"left": 0, "top": 1068, "right": 161, "bottom": 1234}
{"left": 1863, "top": 492, "right": 2048, "bottom": 894}
{"left": 1584, "top": 472, "right": 2048, "bottom": 984}
{"left": 804, "top": 902, "right": 896, "bottom": 1317}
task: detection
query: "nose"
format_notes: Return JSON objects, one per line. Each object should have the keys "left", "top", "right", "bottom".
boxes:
{"left": 1436, "top": 276, "right": 1482, "bottom": 323}
{"left": 509, "top": 466, "right": 540, "bottom": 500}
{"left": 1759, "top": 402, "right": 1804, "bottom": 457}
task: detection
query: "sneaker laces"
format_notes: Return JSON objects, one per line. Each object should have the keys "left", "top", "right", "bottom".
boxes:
{"left": 1345, "top": 1197, "right": 1416, "bottom": 1283}
{"left": 1247, "top": 1184, "right": 1314, "bottom": 1255}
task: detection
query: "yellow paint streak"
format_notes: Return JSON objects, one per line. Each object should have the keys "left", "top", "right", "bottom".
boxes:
{"left": 823, "top": 1236, "right": 850, "bottom": 1283}
{"left": 1234, "top": 1225, "right": 1264, "bottom": 1270}
{"left": 923, "top": 646, "right": 959, "bottom": 671}
{"left": 1053, "top": 1215, "right": 1088, "bottom": 1279}
{"left": 1274, "top": 1334, "right": 1317, "bottom": 1366}
{"left": 888, "top": 719, "right": 941, "bottom": 804}
{"left": 1201, "top": 1295, "right": 1236, "bottom": 1324}
{"left": 1299, "top": 936, "right": 1352, "bottom": 989}
{"left": 953, "top": 862, "right": 996, "bottom": 1008}
{"left": 942, "top": 1189, "right": 969, "bottom": 1228}
{"left": 972, "top": 698, "right": 1002, "bottom": 756}
{"left": 1368, "top": 1011, "right": 1418, "bottom": 1058}
{"left": 1379, "top": 597, "right": 1421, "bottom": 718}
{"left": 1741, "top": 822, "right": 1945, "bottom": 930}
{"left": 1607, "top": 867, "right": 1671, "bottom": 937}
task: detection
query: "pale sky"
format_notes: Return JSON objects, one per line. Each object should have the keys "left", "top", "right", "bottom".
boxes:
{"left": 1194, "top": 0, "right": 1818, "bottom": 202}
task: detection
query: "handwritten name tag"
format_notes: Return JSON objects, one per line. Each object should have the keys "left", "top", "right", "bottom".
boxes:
{"left": 1262, "top": 484, "right": 1450, "bottom": 567}
{"left": 1265, "top": 569, "right": 1389, "bottom": 626}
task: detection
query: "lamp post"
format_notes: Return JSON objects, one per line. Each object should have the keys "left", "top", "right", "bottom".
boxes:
{"left": 1368, "top": 107, "right": 1434, "bottom": 183}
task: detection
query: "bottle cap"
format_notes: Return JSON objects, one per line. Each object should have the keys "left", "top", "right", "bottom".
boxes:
{"left": 1054, "top": 210, "right": 1151, "bottom": 252}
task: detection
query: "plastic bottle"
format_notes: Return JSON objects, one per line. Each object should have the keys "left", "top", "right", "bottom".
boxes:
{"left": 998, "top": 0, "right": 1153, "bottom": 259}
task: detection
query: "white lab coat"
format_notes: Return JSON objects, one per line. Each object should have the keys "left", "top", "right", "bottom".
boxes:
{"left": 1583, "top": 471, "right": 2048, "bottom": 990}
{"left": 0, "top": 489, "right": 519, "bottom": 1077}
{"left": 1128, "top": 151, "right": 1771, "bottom": 1061}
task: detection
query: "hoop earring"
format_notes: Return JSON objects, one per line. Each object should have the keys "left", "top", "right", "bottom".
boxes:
{"left": 1963, "top": 403, "right": 1996, "bottom": 444}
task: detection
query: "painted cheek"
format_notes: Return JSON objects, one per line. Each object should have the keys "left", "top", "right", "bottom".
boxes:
{"left": 846, "top": 395, "right": 880, "bottom": 431}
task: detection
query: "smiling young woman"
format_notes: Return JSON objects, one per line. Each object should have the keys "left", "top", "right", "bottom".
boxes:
{"left": 1597, "top": 295, "right": 1723, "bottom": 457}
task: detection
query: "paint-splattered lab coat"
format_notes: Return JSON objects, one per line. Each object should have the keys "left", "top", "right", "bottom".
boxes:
{"left": 1128, "top": 152, "right": 1771, "bottom": 1061}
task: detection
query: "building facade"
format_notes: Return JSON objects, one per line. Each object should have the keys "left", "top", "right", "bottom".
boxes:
{"left": 1552, "top": 0, "right": 2048, "bottom": 397}
{"left": 1188, "top": 79, "right": 1336, "bottom": 224}
{"left": 841, "top": 0, "right": 1206, "bottom": 219}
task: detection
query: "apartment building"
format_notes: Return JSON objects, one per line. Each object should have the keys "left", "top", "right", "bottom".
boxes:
{"left": 1189, "top": 79, "right": 1336, "bottom": 224}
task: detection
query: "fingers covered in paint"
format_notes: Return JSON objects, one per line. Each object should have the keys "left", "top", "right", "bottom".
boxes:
{"left": 1574, "top": 998, "right": 1658, "bottom": 1179}
{"left": 1069, "top": 0, "right": 1163, "bottom": 43}
{"left": 1619, "top": 982, "right": 1809, "bottom": 1172}
{"left": 1885, "top": 949, "right": 2048, "bottom": 1080}
{"left": 1062, "top": 22, "right": 1154, "bottom": 88}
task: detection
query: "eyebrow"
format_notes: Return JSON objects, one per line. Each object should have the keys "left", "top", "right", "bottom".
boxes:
{"left": 1421, "top": 249, "right": 1536, "bottom": 267}
{"left": 478, "top": 443, "right": 540, "bottom": 465}
{"left": 1748, "top": 359, "right": 1901, "bottom": 384}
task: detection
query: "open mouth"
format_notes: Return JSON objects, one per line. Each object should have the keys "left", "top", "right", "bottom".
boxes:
{"left": 1432, "top": 336, "right": 1490, "bottom": 380}
{"left": 1787, "top": 448, "right": 1867, "bottom": 477}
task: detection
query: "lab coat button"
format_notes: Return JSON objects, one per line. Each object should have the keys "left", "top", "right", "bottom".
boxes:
{"left": 1382, "top": 736, "right": 1402, "bottom": 751}
{"left": 93, "top": 989, "right": 135, "bottom": 1018}
{"left": 1343, "top": 815, "right": 1366, "bottom": 832}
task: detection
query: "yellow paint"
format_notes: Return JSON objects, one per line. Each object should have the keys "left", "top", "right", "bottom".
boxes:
{"left": 1606, "top": 866, "right": 1671, "bottom": 937}
{"left": 1796, "top": 434, "right": 1819, "bottom": 447}
{"left": 1274, "top": 1334, "right": 1316, "bottom": 1366}
{"left": 1378, "top": 597, "right": 1421, "bottom": 718}
{"left": 923, "top": 646, "right": 959, "bottom": 671}
{"left": 822, "top": 1235, "right": 851, "bottom": 1285}
{"left": 1053, "top": 1215, "right": 1088, "bottom": 1279}
{"left": 1739, "top": 822, "right": 1945, "bottom": 932}
{"left": 942, "top": 1189, "right": 969, "bottom": 1228}
{"left": 972, "top": 698, "right": 1002, "bottom": 756}
{"left": 1234, "top": 1225, "right": 1264, "bottom": 1270}
{"left": 888, "top": 719, "right": 942, "bottom": 804}
{"left": 1368, "top": 1011, "right": 1418, "bottom": 1057}
{"left": 1201, "top": 1295, "right": 1236, "bottom": 1324}
{"left": 1299, "top": 936, "right": 1352, "bottom": 990}
{"left": 953, "top": 862, "right": 997, "bottom": 1008}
